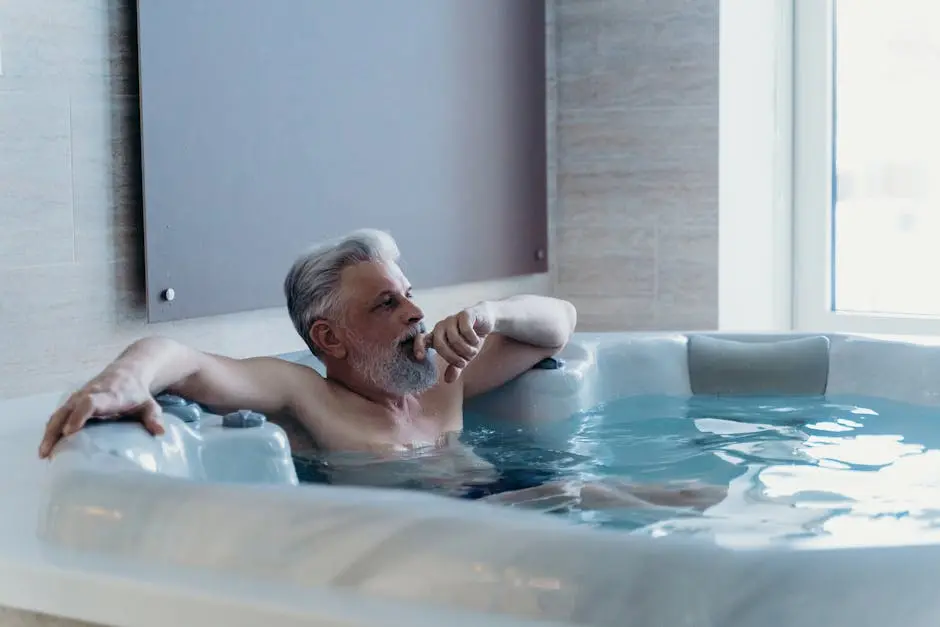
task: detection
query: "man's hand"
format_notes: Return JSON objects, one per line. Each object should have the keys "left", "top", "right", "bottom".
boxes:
{"left": 414, "top": 302, "right": 495, "bottom": 384}
{"left": 39, "top": 366, "right": 165, "bottom": 458}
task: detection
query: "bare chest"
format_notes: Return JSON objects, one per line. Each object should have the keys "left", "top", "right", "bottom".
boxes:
{"left": 282, "top": 387, "right": 499, "bottom": 492}
{"left": 292, "top": 390, "right": 464, "bottom": 456}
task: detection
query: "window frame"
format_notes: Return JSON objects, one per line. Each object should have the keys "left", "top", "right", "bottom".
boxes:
{"left": 791, "top": 0, "right": 940, "bottom": 335}
{"left": 718, "top": 0, "right": 795, "bottom": 332}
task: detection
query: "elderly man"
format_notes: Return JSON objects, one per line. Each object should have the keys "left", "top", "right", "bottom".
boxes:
{"left": 38, "top": 229, "right": 723, "bottom": 511}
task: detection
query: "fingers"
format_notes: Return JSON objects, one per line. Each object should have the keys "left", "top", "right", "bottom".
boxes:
{"left": 427, "top": 312, "right": 488, "bottom": 383}
{"left": 39, "top": 403, "right": 71, "bottom": 459}
{"left": 38, "top": 394, "right": 99, "bottom": 460}
{"left": 61, "top": 394, "right": 104, "bottom": 437}
{"left": 430, "top": 326, "right": 465, "bottom": 384}
{"left": 456, "top": 311, "right": 482, "bottom": 347}
{"left": 436, "top": 320, "right": 480, "bottom": 362}
{"left": 140, "top": 400, "right": 166, "bottom": 436}
{"left": 413, "top": 333, "right": 428, "bottom": 361}
{"left": 447, "top": 326, "right": 478, "bottom": 361}
{"left": 431, "top": 325, "right": 467, "bottom": 369}
{"left": 38, "top": 391, "right": 166, "bottom": 459}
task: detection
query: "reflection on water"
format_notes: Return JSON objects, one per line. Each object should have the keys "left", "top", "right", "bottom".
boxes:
{"left": 296, "top": 394, "right": 940, "bottom": 549}
{"left": 622, "top": 395, "right": 940, "bottom": 549}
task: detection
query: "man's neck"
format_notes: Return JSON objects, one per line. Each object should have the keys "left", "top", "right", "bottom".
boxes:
{"left": 326, "top": 371, "right": 411, "bottom": 412}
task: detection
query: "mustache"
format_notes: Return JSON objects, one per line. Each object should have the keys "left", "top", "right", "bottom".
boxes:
{"left": 400, "top": 322, "right": 428, "bottom": 343}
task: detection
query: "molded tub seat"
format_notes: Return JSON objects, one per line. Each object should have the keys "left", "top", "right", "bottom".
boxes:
{"left": 36, "top": 332, "right": 940, "bottom": 627}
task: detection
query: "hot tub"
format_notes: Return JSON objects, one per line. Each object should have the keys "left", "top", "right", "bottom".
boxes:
{"left": 12, "top": 331, "right": 940, "bottom": 627}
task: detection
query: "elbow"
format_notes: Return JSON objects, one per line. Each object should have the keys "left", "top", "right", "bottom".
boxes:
{"left": 550, "top": 298, "right": 578, "bottom": 350}
{"left": 563, "top": 298, "right": 578, "bottom": 335}
{"left": 129, "top": 334, "right": 181, "bottom": 354}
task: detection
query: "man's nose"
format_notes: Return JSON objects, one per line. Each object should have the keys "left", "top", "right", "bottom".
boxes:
{"left": 403, "top": 298, "right": 424, "bottom": 325}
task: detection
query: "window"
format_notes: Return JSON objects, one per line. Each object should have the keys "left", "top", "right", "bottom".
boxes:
{"left": 793, "top": 0, "right": 940, "bottom": 334}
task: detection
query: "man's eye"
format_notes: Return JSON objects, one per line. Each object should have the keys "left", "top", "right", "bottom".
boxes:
{"left": 382, "top": 298, "right": 396, "bottom": 308}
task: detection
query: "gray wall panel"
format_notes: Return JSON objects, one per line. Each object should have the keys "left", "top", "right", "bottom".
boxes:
{"left": 137, "top": 0, "right": 548, "bottom": 322}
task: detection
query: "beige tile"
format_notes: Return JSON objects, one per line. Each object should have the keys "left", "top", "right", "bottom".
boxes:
{"left": 103, "top": 0, "right": 140, "bottom": 96}
{"left": 557, "top": 0, "right": 718, "bottom": 51}
{"left": 558, "top": 63, "right": 718, "bottom": 110}
{"left": 557, "top": 158, "right": 717, "bottom": 229}
{"left": 556, "top": 171, "right": 657, "bottom": 229}
{"left": 657, "top": 225, "right": 717, "bottom": 264}
{"left": 0, "top": 259, "right": 304, "bottom": 399}
{"left": 557, "top": 104, "right": 718, "bottom": 229}
{"left": 558, "top": 105, "right": 717, "bottom": 166}
{"left": 654, "top": 193, "right": 717, "bottom": 230}
{"left": 558, "top": 0, "right": 716, "bottom": 20}
{"left": 556, "top": 224, "right": 655, "bottom": 258}
{"left": 656, "top": 226, "right": 718, "bottom": 309}
{"left": 560, "top": 65, "right": 707, "bottom": 111}
{"left": 559, "top": 7, "right": 718, "bottom": 80}
{"left": 0, "top": 261, "right": 141, "bottom": 337}
{"left": 556, "top": 253, "right": 655, "bottom": 298}
{"left": 656, "top": 259, "right": 718, "bottom": 307}
{"left": 73, "top": 222, "right": 142, "bottom": 266}
{"left": 546, "top": 0, "right": 561, "bottom": 288}
{"left": 0, "top": 92, "right": 74, "bottom": 268}
{"left": 593, "top": 2, "right": 717, "bottom": 64}
{"left": 566, "top": 295, "right": 658, "bottom": 331}
{"left": 71, "top": 95, "right": 143, "bottom": 263}
{"left": 0, "top": 605, "right": 100, "bottom": 626}
{"left": 557, "top": 0, "right": 717, "bottom": 109}
{"left": 0, "top": 0, "right": 138, "bottom": 96}
{"left": 653, "top": 301, "right": 718, "bottom": 330}
{"left": 554, "top": 5, "right": 600, "bottom": 82}
{"left": 558, "top": 63, "right": 716, "bottom": 113}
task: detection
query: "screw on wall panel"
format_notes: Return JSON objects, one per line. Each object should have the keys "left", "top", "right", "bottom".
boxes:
{"left": 535, "top": 249, "right": 546, "bottom": 261}
{"left": 162, "top": 288, "right": 176, "bottom": 302}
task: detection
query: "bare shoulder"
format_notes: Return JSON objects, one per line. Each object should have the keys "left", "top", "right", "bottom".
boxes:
{"left": 251, "top": 357, "right": 329, "bottom": 409}
{"left": 233, "top": 357, "right": 329, "bottom": 452}
{"left": 173, "top": 352, "right": 327, "bottom": 417}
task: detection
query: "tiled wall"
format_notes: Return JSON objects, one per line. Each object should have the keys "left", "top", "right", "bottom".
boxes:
{"left": 0, "top": 0, "right": 717, "bottom": 401}
{"left": 552, "top": 0, "right": 719, "bottom": 331}
{"left": 0, "top": 608, "right": 96, "bottom": 627}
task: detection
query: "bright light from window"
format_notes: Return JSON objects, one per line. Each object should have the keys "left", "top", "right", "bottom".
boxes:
{"left": 833, "top": 0, "right": 940, "bottom": 316}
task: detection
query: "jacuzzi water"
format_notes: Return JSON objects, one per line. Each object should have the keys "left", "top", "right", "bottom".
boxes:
{"left": 298, "top": 392, "right": 940, "bottom": 548}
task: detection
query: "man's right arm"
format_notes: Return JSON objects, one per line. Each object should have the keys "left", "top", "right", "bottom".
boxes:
{"left": 159, "top": 341, "right": 310, "bottom": 416}
{"left": 39, "top": 336, "right": 319, "bottom": 458}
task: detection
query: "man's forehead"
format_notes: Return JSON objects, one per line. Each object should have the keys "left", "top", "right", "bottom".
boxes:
{"left": 341, "top": 261, "right": 409, "bottom": 297}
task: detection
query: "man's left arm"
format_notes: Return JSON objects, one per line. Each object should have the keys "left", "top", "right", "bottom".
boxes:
{"left": 460, "top": 295, "right": 577, "bottom": 399}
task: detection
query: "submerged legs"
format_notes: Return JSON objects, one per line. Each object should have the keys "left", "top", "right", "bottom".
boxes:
{"left": 480, "top": 479, "right": 727, "bottom": 513}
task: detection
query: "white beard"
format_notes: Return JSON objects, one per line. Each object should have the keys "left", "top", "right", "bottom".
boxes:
{"left": 345, "top": 332, "right": 438, "bottom": 395}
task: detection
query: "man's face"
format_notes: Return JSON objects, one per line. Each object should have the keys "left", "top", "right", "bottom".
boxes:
{"left": 335, "top": 261, "right": 438, "bottom": 395}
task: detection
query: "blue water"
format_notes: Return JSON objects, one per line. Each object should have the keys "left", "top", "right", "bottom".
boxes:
{"left": 298, "top": 394, "right": 940, "bottom": 548}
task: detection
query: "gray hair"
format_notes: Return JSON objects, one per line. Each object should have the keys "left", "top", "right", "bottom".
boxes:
{"left": 284, "top": 228, "right": 401, "bottom": 355}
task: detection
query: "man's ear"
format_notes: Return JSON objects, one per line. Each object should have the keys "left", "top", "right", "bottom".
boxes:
{"left": 309, "top": 321, "right": 347, "bottom": 359}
